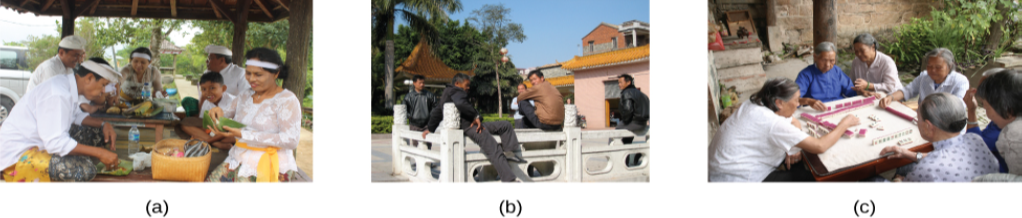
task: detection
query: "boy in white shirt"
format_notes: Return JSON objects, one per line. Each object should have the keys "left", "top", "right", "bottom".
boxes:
{"left": 179, "top": 72, "right": 236, "bottom": 150}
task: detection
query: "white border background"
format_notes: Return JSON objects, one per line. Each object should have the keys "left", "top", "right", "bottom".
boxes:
{"left": 1, "top": 1, "right": 1020, "bottom": 217}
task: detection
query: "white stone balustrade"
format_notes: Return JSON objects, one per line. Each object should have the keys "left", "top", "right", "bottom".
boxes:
{"left": 392, "top": 103, "right": 650, "bottom": 182}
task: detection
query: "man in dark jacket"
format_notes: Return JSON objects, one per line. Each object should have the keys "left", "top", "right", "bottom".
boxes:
{"left": 422, "top": 73, "right": 524, "bottom": 182}
{"left": 404, "top": 75, "right": 436, "bottom": 149}
{"left": 617, "top": 74, "right": 649, "bottom": 144}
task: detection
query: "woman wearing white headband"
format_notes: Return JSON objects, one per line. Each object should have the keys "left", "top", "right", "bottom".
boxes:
{"left": 118, "top": 47, "right": 166, "bottom": 102}
{"left": 207, "top": 48, "right": 301, "bottom": 182}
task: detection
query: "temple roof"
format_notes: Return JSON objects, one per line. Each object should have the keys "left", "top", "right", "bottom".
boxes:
{"left": 524, "top": 75, "right": 574, "bottom": 88}
{"left": 560, "top": 44, "right": 650, "bottom": 71}
{"left": 1, "top": 0, "right": 290, "bottom": 22}
{"left": 395, "top": 38, "right": 475, "bottom": 81}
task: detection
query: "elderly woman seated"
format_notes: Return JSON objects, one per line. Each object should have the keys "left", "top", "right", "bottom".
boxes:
{"left": 709, "top": 77, "right": 860, "bottom": 182}
{"left": 879, "top": 92, "right": 999, "bottom": 182}
{"left": 974, "top": 69, "right": 1022, "bottom": 176}
{"left": 963, "top": 68, "right": 1012, "bottom": 173}
{"left": 879, "top": 47, "right": 969, "bottom": 108}
{"left": 850, "top": 33, "right": 903, "bottom": 96}
{"left": 795, "top": 42, "right": 872, "bottom": 111}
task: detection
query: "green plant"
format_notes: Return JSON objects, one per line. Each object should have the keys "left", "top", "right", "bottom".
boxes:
{"left": 886, "top": 0, "right": 1017, "bottom": 73}
{"left": 371, "top": 116, "right": 394, "bottom": 133}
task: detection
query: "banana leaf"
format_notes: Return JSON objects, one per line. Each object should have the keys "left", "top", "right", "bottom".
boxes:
{"left": 202, "top": 111, "right": 247, "bottom": 132}
{"left": 95, "top": 159, "right": 133, "bottom": 176}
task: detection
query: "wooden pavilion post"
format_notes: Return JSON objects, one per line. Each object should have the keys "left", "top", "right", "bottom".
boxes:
{"left": 284, "top": 0, "right": 311, "bottom": 101}
{"left": 60, "top": 0, "right": 75, "bottom": 37}
{"left": 813, "top": 0, "right": 837, "bottom": 46}
{"left": 231, "top": 0, "right": 253, "bottom": 64}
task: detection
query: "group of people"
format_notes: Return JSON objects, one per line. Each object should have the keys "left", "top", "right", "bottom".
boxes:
{"left": 406, "top": 71, "right": 650, "bottom": 182}
{"left": 0, "top": 35, "right": 303, "bottom": 183}
{"left": 709, "top": 33, "right": 1022, "bottom": 182}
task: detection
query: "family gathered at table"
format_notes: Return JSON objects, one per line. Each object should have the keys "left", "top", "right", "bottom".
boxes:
{"left": 709, "top": 33, "right": 1022, "bottom": 182}
{"left": 0, "top": 35, "right": 302, "bottom": 182}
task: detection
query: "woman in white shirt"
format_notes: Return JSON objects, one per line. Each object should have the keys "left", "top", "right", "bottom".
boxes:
{"left": 118, "top": 47, "right": 166, "bottom": 101}
{"left": 207, "top": 48, "right": 302, "bottom": 182}
{"left": 709, "top": 77, "right": 860, "bottom": 182}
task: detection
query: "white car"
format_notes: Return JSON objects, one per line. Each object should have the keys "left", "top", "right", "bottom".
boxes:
{"left": 0, "top": 45, "right": 31, "bottom": 125}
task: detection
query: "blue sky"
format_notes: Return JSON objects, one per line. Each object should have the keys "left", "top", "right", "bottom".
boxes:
{"left": 396, "top": 0, "right": 650, "bottom": 68}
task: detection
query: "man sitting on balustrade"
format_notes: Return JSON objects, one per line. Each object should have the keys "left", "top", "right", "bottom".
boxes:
{"left": 517, "top": 71, "right": 564, "bottom": 130}
{"left": 421, "top": 73, "right": 525, "bottom": 182}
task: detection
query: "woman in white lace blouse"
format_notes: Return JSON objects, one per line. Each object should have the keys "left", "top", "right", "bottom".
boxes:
{"left": 207, "top": 48, "right": 302, "bottom": 182}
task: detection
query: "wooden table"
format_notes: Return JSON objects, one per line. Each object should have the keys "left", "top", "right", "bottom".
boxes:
{"left": 804, "top": 142, "right": 934, "bottom": 181}
{"left": 90, "top": 111, "right": 176, "bottom": 142}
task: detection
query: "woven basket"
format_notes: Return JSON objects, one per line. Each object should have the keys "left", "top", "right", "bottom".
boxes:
{"left": 151, "top": 139, "right": 212, "bottom": 182}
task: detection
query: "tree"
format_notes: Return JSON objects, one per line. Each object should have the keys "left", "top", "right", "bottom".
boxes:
{"left": 371, "top": 0, "right": 463, "bottom": 109}
{"left": 467, "top": 4, "right": 526, "bottom": 118}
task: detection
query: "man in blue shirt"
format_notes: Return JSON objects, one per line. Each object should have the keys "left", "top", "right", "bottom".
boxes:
{"left": 795, "top": 42, "right": 861, "bottom": 111}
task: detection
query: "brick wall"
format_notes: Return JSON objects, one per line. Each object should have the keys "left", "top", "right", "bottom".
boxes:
{"left": 773, "top": 0, "right": 941, "bottom": 46}
{"left": 583, "top": 24, "right": 626, "bottom": 55}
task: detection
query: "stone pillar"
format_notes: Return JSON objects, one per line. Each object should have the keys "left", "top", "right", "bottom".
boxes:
{"left": 563, "top": 104, "right": 582, "bottom": 182}
{"left": 813, "top": 0, "right": 837, "bottom": 46}
{"left": 632, "top": 29, "right": 638, "bottom": 47}
{"left": 391, "top": 105, "right": 407, "bottom": 176}
{"left": 438, "top": 103, "right": 465, "bottom": 182}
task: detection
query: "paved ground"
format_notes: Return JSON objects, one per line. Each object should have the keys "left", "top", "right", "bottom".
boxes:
{"left": 173, "top": 74, "right": 314, "bottom": 180}
{"left": 371, "top": 132, "right": 636, "bottom": 182}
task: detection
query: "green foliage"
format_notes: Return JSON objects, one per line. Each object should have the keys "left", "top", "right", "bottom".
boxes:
{"left": 23, "top": 34, "right": 60, "bottom": 71}
{"left": 371, "top": 116, "right": 394, "bottom": 133}
{"left": 886, "top": 0, "right": 1017, "bottom": 72}
{"left": 481, "top": 114, "right": 515, "bottom": 126}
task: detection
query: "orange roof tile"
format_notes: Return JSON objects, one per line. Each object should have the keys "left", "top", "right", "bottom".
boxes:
{"left": 395, "top": 38, "right": 475, "bottom": 79}
{"left": 560, "top": 44, "right": 650, "bottom": 70}
{"left": 524, "top": 75, "right": 574, "bottom": 88}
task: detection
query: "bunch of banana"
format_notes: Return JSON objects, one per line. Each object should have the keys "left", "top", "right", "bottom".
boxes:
{"left": 122, "top": 101, "right": 160, "bottom": 117}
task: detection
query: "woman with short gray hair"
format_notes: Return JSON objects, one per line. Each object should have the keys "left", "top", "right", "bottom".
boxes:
{"left": 974, "top": 69, "right": 1022, "bottom": 175}
{"left": 795, "top": 42, "right": 863, "bottom": 111}
{"left": 879, "top": 47, "right": 970, "bottom": 109}
{"left": 850, "top": 33, "right": 903, "bottom": 95}
{"left": 879, "top": 92, "right": 998, "bottom": 182}
{"left": 709, "top": 77, "right": 860, "bottom": 182}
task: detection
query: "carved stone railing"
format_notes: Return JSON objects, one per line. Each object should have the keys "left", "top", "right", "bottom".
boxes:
{"left": 392, "top": 103, "right": 650, "bottom": 182}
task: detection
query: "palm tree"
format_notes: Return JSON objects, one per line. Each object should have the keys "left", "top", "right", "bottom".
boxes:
{"left": 372, "top": 0, "right": 462, "bottom": 109}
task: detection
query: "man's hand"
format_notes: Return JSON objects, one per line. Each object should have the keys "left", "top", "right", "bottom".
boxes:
{"left": 785, "top": 152, "right": 802, "bottom": 170}
{"left": 808, "top": 99, "right": 827, "bottom": 111}
{"left": 854, "top": 78, "right": 869, "bottom": 91}
{"left": 879, "top": 145, "right": 916, "bottom": 160}
{"left": 838, "top": 114, "right": 861, "bottom": 128}
{"left": 878, "top": 96, "right": 894, "bottom": 108}
{"left": 964, "top": 88, "right": 978, "bottom": 111}
{"left": 102, "top": 121, "right": 117, "bottom": 151}
{"left": 421, "top": 129, "right": 430, "bottom": 139}
{"left": 99, "top": 150, "right": 119, "bottom": 170}
{"left": 469, "top": 118, "right": 484, "bottom": 133}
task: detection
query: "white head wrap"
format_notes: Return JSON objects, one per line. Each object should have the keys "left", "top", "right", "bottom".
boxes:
{"left": 205, "top": 45, "right": 232, "bottom": 56}
{"left": 80, "top": 60, "right": 121, "bottom": 84}
{"left": 58, "top": 35, "right": 87, "bottom": 50}
{"left": 131, "top": 52, "right": 151, "bottom": 61}
{"left": 246, "top": 60, "right": 279, "bottom": 70}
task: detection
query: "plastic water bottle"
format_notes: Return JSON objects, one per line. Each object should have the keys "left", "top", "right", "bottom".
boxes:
{"left": 142, "top": 83, "right": 152, "bottom": 101}
{"left": 128, "top": 125, "right": 140, "bottom": 158}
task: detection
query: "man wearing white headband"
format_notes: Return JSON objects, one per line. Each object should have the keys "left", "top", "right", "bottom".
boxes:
{"left": 0, "top": 58, "right": 122, "bottom": 182}
{"left": 25, "top": 35, "right": 87, "bottom": 93}
{"left": 199, "top": 45, "right": 250, "bottom": 105}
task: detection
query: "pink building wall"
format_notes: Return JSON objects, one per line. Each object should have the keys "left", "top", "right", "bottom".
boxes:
{"left": 573, "top": 61, "right": 650, "bottom": 128}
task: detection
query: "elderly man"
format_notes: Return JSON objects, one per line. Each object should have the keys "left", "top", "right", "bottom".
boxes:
{"left": 517, "top": 71, "right": 565, "bottom": 130}
{"left": 422, "top": 73, "right": 524, "bottom": 182}
{"left": 511, "top": 82, "right": 535, "bottom": 129}
{"left": 198, "top": 45, "right": 250, "bottom": 109}
{"left": 795, "top": 42, "right": 862, "bottom": 111}
{"left": 1, "top": 58, "right": 121, "bottom": 182}
{"left": 879, "top": 92, "right": 998, "bottom": 182}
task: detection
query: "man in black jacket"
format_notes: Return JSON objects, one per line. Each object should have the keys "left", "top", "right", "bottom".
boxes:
{"left": 421, "top": 73, "right": 524, "bottom": 182}
{"left": 617, "top": 74, "right": 649, "bottom": 144}
{"left": 404, "top": 75, "right": 436, "bottom": 149}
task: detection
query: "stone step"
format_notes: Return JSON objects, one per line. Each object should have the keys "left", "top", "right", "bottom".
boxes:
{"left": 713, "top": 46, "right": 763, "bottom": 69}
{"left": 720, "top": 74, "right": 767, "bottom": 97}
{"left": 717, "top": 63, "right": 765, "bottom": 80}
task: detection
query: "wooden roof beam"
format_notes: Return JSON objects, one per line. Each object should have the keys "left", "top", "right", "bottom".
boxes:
{"left": 40, "top": 0, "right": 54, "bottom": 12}
{"left": 19, "top": 0, "right": 34, "bottom": 7}
{"left": 273, "top": 0, "right": 290, "bottom": 12}
{"left": 171, "top": 0, "right": 177, "bottom": 17}
{"left": 254, "top": 0, "right": 273, "bottom": 19}
{"left": 89, "top": 0, "right": 98, "bottom": 14}
{"left": 74, "top": 0, "right": 101, "bottom": 18}
{"left": 209, "top": 0, "right": 236, "bottom": 23}
{"left": 130, "top": 0, "right": 138, "bottom": 16}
